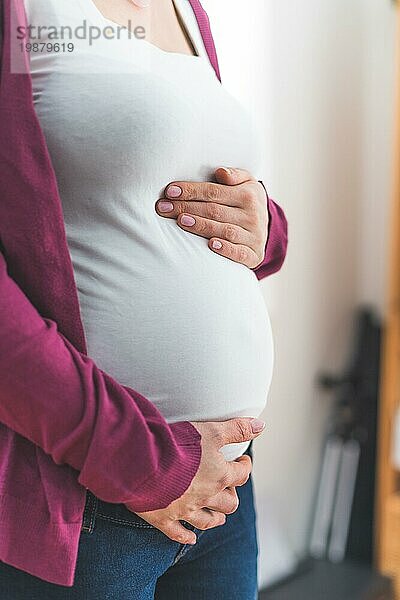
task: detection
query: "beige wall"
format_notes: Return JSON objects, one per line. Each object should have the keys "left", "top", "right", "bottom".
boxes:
{"left": 205, "top": 0, "right": 396, "bottom": 587}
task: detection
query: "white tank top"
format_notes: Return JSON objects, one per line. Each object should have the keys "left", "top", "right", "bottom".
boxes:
{"left": 25, "top": 0, "right": 274, "bottom": 461}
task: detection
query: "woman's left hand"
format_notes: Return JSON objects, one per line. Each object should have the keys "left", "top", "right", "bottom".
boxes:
{"left": 155, "top": 168, "right": 269, "bottom": 269}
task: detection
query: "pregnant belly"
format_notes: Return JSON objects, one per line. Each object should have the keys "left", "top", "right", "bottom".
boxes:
{"left": 73, "top": 228, "right": 274, "bottom": 461}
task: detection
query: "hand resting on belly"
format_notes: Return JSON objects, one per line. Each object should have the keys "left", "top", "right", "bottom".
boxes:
{"left": 156, "top": 166, "right": 270, "bottom": 269}
{"left": 128, "top": 417, "right": 266, "bottom": 544}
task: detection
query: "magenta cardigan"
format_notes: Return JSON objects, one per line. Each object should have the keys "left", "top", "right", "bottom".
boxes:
{"left": 0, "top": 0, "right": 288, "bottom": 587}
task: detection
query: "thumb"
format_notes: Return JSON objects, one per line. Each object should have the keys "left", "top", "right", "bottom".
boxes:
{"left": 214, "top": 167, "right": 256, "bottom": 186}
{"left": 216, "top": 418, "right": 266, "bottom": 446}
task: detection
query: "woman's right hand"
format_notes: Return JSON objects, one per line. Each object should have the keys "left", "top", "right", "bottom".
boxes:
{"left": 127, "top": 417, "right": 266, "bottom": 544}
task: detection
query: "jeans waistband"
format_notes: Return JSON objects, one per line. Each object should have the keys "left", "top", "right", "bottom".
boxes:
{"left": 81, "top": 488, "right": 98, "bottom": 533}
{"left": 81, "top": 440, "right": 254, "bottom": 532}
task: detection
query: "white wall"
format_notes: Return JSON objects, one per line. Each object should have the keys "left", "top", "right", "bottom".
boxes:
{"left": 204, "top": 0, "right": 397, "bottom": 588}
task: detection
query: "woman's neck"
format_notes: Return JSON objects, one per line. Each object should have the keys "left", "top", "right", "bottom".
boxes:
{"left": 91, "top": 0, "right": 197, "bottom": 55}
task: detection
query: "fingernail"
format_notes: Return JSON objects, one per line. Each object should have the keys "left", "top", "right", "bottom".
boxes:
{"left": 181, "top": 215, "right": 196, "bottom": 226}
{"left": 166, "top": 185, "right": 182, "bottom": 198}
{"left": 158, "top": 201, "right": 174, "bottom": 213}
{"left": 219, "top": 167, "right": 233, "bottom": 175}
{"left": 212, "top": 240, "right": 223, "bottom": 250}
{"left": 251, "top": 419, "right": 266, "bottom": 433}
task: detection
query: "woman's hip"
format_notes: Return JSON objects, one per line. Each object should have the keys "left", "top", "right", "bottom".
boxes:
{"left": 0, "top": 457, "right": 258, "bottom": 600}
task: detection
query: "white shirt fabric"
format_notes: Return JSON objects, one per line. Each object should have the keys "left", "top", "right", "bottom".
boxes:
{"left": 25, "top": 0, "right": 274, "bottom": 461}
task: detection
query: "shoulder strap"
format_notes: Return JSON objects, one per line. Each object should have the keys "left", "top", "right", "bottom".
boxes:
{"left": 187, "top": 0, "right": 221, "bottom": 81}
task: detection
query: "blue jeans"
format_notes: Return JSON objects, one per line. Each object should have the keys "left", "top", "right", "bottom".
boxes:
{"left": 0, "top": 454, "right": 258, "bottom": 598}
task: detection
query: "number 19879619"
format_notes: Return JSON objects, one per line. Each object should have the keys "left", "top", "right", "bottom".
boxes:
{"left": 21, "top": 42, "right": 75, "bottom": 53}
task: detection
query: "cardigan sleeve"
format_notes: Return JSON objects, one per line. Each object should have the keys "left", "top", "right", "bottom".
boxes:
{"left": 0, "top": 250, "right": 202, "bottom": 512}
{"left": 253, "top": 183, "right": 288, "bottom": 280}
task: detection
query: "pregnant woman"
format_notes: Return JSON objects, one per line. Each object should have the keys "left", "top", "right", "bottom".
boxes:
{"left": 0, "top": 0, "right": 288, "bottom": 598}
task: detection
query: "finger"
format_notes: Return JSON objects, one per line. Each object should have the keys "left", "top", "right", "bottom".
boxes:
{"left": 156, "top": 520, "right": 197, "bottom": 545}
{"left": 185, "top": 509, "right": 227, "bottom": 531}
{"left": 208, "top": 238, "right": 263, "bottom": 269}
{"left": 176, "top": 214, "right": 254, "bottom": 248}
{"left": 205, "top": 488, "right": 239, "bottom": 515}
{"left": 155, "top": 200, "right": 249, "bottom": 228}
{"left": 214, "top": 167, "right": 256, "bottom": 186}
{"left": 214, "top": 417, "right": 266, "bottom": 447}
{"left": 164, "top": 181, "right": 243, "bottom": 208}
{"left": 224, "top": 456, "right": 253, "bottom": 489}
